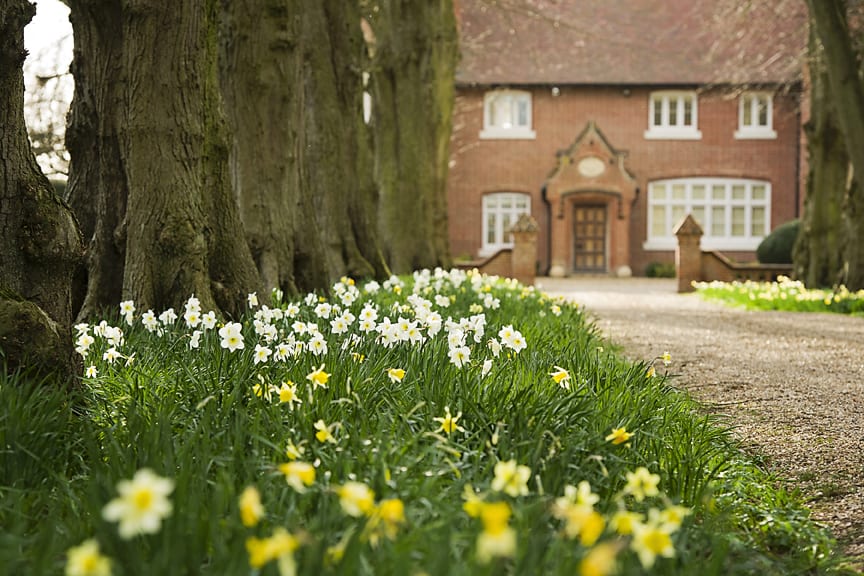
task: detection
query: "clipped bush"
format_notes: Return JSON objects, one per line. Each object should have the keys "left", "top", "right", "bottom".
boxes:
{"left": 756, "top": 219, "right": 800, "bottom": 264}
{"left": 645, "top": 261, "right": 676, "bottom": 278}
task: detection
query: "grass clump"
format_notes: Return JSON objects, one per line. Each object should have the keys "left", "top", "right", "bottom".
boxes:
{"left": 694, "top": 275, "right": 864, "bottom": 315}
{"left": 0, "top": 269, "right": 851, "bottom": 575}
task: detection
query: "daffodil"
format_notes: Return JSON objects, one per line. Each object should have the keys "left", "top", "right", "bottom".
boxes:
{"left": 366, "top": 498, "right": 406, "bottom": 545}
{"left": 65, "top": 539, "right": 111, "bottom": 576}
{"left": 279, "top": 461, "right": 316, "bottom": 493}
{"left": 661, "top": 351, "right": 672, "bottom": 366}
{"left": 218, "top": 322, "right": 244, "bottom": 351}
{"left": 631, "top": 517, "right": 676, "bottom": 569}
{"left": 306, "top": 364, "right": 330, "bottom": 389}
{"left": 386, "top": 368, "right": 406, "bottom": 383}
{"left": 609, "top": 509, "right": 643, "bottom": 535}
{"left": 475, "top": 501, "right": 516, "bottom": 563}
{"left": 579, "top": 541, "right": 619, "bottom": 576}
{"left": 462, "top": 484, "right": 484, "bottom": 518}
{"left": 285, "top": 440, "right": 305, "bottom": 460}
{"left": 314, "top": 419, "right": 337, "bottom": 444}
{"left": 605, "top": 427, "right": 633, "bottom": 445}
{"left": 657, "top": 504, "right": 691, "bottom": 531}
{"left": 336, "top": 481, "right": 376, "bottom": 517}
{"left": 85, "top": 365, "right": 98, "bottom": 378}
{"left": 239, "top": 485, "right": 264, "bottom": 527}
{"left": 433, "top": 406, "right": 465, "bottom": 436}
{"left": 491, "top": 459, "right": 531, "bottom": 497}
{"left": 246, "top": 528, "right": 299, "bottom": 575}
{"left": 623, "top": 467, "right": 660, "bottom": 502}
{"left": 277, "top": 381, "right": 301, "bottom": 410}
{"left": 102, "top": 468, "right": 174, "bottom": 539}
{"left": 550, "top": 366, "right": 571, "bottom": 389}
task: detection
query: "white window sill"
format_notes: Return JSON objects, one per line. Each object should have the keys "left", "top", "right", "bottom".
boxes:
{"left": 479, "top": 128, "right": 537, "bottom": 140}
{"left": 643, "top": 237, "right": 764, "bottom": 251}
{"left": 734, "top": 129, "right": 777, "bottom": 140}
{"left": 643, "top": 128, "right": 702, "bottom": 140}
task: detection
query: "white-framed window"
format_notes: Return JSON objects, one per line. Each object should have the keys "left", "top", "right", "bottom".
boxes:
{"left": 735, "top": 92, "right": 776, "bottom": 139}
{"left": 479, "top": 90, "right": 536, "bottom": 140}
{"left": 480, "top": 192, "right": 531, "bottom": 256}
{"left": 644, "top": 91, "right": 702, "bottom": 140}
{"left": 644, "top": 178, "right": 771, "bottom": 251}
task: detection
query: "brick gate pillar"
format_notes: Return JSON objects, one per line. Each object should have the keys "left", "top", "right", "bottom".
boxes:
{"left": 510, "top": 214, "right": 538, "bottom": 286}
{"left": 674, "top": 214, "right": 703, "bottom": 293}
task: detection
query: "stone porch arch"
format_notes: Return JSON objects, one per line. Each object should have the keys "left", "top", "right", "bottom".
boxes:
{"left": 545, "top": 122, "right": 638, "bottom": 276}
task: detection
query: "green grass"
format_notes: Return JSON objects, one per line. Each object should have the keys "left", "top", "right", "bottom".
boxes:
{"left": 0, "top": 270, "right": 855, "bottom": 575}
{"left": 694, "top": 276, "right": 864, "bottom": 315}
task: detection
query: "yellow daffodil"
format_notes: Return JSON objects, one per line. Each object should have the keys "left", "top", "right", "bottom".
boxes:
{"left": 101, "top": 468, "right": 174, "bottom": 539}
{"left": 336, "top": 481, "right": 376, "bottom": 517}
{"left": 605, "top": 427, "right": 633, "bottom": 445}
{"left": 462, "top": 484, "right": 484, "bottom": 518}
{"left": 661, "top": 351, "right": 672, "bottom": 366}
{"left": 631, "top": 518, "right": 676, "bottom": 569}
{"left": 386, "top": 368, "right": 406, "bottom": 383}
{"left": 239, "top": 485, "right": 264, "bottom": 527}
{"left": 609, "top": 509, "right": 643, "bottom": 535}
{"left": 433, "top": 406, "right": 465, "bottom": 436}
{"left": 579, "top": 541, "right": 620, "bottom": 576}
{"left": 65, "top": 539, "right": 111, "bottom": 576}
{"left": 285, "top": 440, "right": 305, "bottom": 460}
{"left": 366, "top": 498, "right": 406, "bottom": 545}
{"left": 246, "top": 528, "right": 299, "bottom": 574}
{"left": 475, "top": 501, "right": 516, "bottom": 563}
{"left": 279, "top": 461, "right": 316, "bottom": 493}
{"left": 646, "top": 366, "right": 656, "bottom": 378}
{"left": 306, "top": 364, "right": 330, "bottom": 389}
{"left": 657, "top": 504, "right": 691, "bottom": 531}
{"left": 314, "top": 419, "right": 337, "bottom": 444}
{"left": 278, "top": 381, "right": 301, "bottom": 409}
{"left": 491, "top": 459, "right": 531, "bottom": 497}
{"left": 550, "top": 366, "right": 571, "bottom": 389}
{"left": 623, "top": 467, "right": 661, "bottom": 502}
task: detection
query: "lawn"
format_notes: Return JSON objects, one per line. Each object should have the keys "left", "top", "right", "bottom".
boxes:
{"left": 694, "top": 276, "right": 864, "bottom": 315}
{"left": 0, "top": 269, "right": 853, "bottom": 575}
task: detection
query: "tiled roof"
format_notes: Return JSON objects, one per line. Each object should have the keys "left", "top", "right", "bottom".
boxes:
{"left": 456, "top": 0, "right": 807, "bottom": 86}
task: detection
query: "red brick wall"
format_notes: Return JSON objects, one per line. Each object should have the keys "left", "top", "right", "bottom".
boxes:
{"left": 447, "top": 85, "right": 803, "bottom": 276}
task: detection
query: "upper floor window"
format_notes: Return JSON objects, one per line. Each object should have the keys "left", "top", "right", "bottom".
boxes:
{"left": 480, "top": 90, "right": 536, "bottom": 140}
{"left": 735, "top": 92, "right": 776, "bottom": 139}
{"left": 644, "top": 177, "right": 771, "bottom": 251}
{"left": 644, "top": 91, "right": 702, "bottom": 140}
{"left": 481, "top": 192, "right": 531, "bottom": 256}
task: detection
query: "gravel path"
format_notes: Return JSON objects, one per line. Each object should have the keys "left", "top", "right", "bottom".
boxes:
{"left": 539, "top": 277, "right": 864, "bottom": 569}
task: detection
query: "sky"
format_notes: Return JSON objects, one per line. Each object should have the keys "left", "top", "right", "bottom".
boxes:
{"left": 24, "top": 0, "right": 73, "bottom": 77}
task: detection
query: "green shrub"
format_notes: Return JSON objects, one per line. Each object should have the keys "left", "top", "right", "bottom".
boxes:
{"left": 756, "top": 219, "right": 800, "bottom": 264}
{"left": 645, "top": 261, "right": 676, "bottom": 278}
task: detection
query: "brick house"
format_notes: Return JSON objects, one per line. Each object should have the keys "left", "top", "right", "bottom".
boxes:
{"left": 448, "top": 0, "right": 807, "bottom": 277}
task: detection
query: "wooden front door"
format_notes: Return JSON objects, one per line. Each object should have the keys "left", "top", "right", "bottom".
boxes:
{"left": 573, "top": 205, "right": 607, "bottom": 272}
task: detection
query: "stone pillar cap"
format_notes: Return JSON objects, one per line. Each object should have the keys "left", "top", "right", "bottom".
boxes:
{"left": 674, "top": 214, "right": 704, "bottom": 237}
{"left": 509, "top": 214, "right": 539, "bottom": 233}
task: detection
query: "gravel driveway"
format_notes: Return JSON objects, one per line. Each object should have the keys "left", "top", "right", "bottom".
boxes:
{"left": 539, "top": 277, "right": 864, "bottom": 568}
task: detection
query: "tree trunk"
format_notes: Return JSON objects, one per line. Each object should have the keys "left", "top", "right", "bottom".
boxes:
{"left": 793, "top": 25, "right": 847, "bottom": 287}
{"left": 64, "top": 0, "right": 128, "bottom": 320}
{"left": 370, "top": 0, "right": 457, "bottom": 273}
{"left": 220, "top": 0, "right": 386, "bottom": 293}
{"left": 807, "top": 0, "right": 864, "bottom": 289}
{"left": 0, "top": 0, "right": 83, "bottom": 378}
{"left": 65, "top": 0, "right": 262, "bottom": 317}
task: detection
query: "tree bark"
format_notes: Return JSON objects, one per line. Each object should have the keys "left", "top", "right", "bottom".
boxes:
{"left": 807, "top": 0, "right": 864, "bottom": 289}
{"left": 0, "top": 0, "right": 83, "bottom": 378}
{"left": 64, "top": 0, "right": 128, "bottom": 320}
{"left": 220, "top": 0, "right": 386, "bottom": 293}
{"left": 369, "top": 0, "right": 457, "bottom": 273}
{"left": 793, "top": 25, "right": 848, "bottom": 287}
{"left": 65, "top": 0, "right": 261, "bottom": 317}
